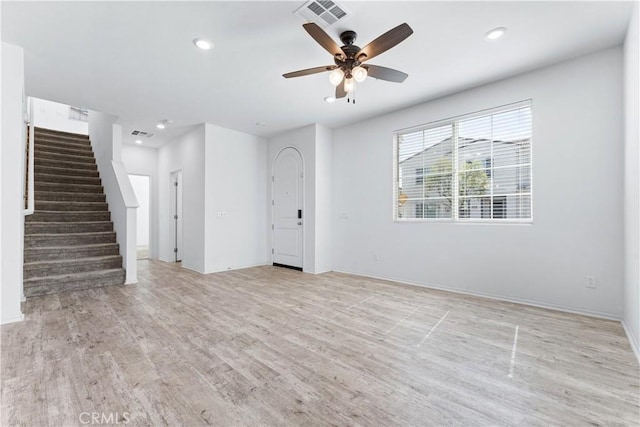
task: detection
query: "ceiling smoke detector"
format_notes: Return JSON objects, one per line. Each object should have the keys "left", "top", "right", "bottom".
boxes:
{"left": 294, "top": 0, "right": 348, "bottom": 29}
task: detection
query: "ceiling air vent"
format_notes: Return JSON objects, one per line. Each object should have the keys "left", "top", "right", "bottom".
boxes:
{"left": 130, "top": 130, "right": 154, "bottom": 138}
{"left": 294, "top": 0, "right": 348, "bottom": 29}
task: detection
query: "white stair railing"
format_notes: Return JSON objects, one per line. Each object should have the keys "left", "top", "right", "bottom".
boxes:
{"left": 23, "top": 98, "right": 34, "bottom": 216}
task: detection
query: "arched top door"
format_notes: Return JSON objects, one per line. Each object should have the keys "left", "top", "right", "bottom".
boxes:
{"left": 272, "top": 148, "right": 303, "bottom": 270}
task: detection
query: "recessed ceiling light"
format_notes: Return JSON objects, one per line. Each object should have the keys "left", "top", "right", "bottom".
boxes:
{"left": 135, "top": 140, "right": 143, "bottom": 144}
{"left": 193, "top": 38, "right": 213, "bottom": 50}
{"left": 485, "top": 27, "right": 507, "bottom": 40}
{"left": 156, "top": 119, "right": 172, "bottom": 130}
{"left": 324, "top": 96, "right": 336, "bottom": 103}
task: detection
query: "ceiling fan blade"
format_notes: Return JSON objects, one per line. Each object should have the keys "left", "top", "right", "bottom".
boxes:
{"left": 356, "top": 23, "right": 413, "bottom": 62}
{"left": 303, "top": 23, "right": 344, "bottom": 58}
{"left": 283, "top": 65, "right": 337, "bottom": 78}
{"left": 364, "top": 65, "right": 408, "bottom": 83}
{"left": 336, "top": 83, "right": 347, "bottom": 99}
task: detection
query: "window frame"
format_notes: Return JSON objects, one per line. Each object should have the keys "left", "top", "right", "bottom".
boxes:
{"left": 393, "top": 100, "right": 533, "bottom": 224}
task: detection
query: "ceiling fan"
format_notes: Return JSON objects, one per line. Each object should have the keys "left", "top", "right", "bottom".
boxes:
{"left": 283, "top": 22, "right": 414, "bottom": 103}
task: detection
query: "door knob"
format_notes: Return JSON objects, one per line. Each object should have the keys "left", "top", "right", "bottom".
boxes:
{"left": 297, "top": 222, "right": 302, "bottom": 225}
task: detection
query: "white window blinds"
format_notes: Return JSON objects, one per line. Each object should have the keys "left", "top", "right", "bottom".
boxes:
{"left": 395, "top": 101, "right": 532, "bottom": 221}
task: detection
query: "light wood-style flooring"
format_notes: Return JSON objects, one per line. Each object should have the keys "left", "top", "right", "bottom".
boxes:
{"left": 2, "top": 260, "right": 639, "bottom": 426}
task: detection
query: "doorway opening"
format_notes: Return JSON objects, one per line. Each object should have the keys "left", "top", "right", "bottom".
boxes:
{"left": 272, "top": 147, "right": 303, "bottom": 271}
{"left": 169, "top": 170, "right": 183, "bottom": 263}
{"left": 129, "top": 174, "right": 150, "bottom": 260}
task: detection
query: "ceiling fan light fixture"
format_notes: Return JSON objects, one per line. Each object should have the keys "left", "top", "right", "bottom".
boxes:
{"left": 344, "top": 77, "right": 355, "bottom": 93}
{"left": 329, "top": 68, "right": 345, "bottom": 86}
{"left": 352, "top": 66, "right": 368, "bottom": 83}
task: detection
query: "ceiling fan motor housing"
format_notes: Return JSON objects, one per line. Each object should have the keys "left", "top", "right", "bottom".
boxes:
{"left": 335, "top": 30, "right": 363, "bottom": 76}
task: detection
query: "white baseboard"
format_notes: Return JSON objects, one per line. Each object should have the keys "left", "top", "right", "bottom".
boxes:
{"left": 622, "top": 319, "right": 640, "bottom": 365}
{"left": 332, "top": 269, "right": 622, "bottom": 321}
{"left": 180, "top": 263, "right": 206, "bottom": 275}
{"left": 203, "top": 262, "right": 269, "bottom": 275}
{"left": 0, "top": 313, "right": 25, "bottom": 325}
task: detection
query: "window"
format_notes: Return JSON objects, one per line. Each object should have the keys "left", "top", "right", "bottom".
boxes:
{"left": 69, "top": 106, "right": 88, "bottom": 122}
{"left": 395, "top": 101, "right": 532, "bottom": 222}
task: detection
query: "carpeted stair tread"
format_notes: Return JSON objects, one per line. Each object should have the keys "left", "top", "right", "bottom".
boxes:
{"left": 35, "top": 182, "right": 103, "bottom": 194}
{"left": 35, "top": 157, "right": 98, "bottom": 171}
{"left": 23, "top": 268, "right": 126, "bottom": 297}
{"left": 24, "top": 243, "right": 120, "bottom": 263}
{"left": 36, "top": 144, "right": 94, "bottom": 158}
{"left": 35, "top": 127, "right": 90, "bottom": 140}
{"left": 24, "top": 254, "right": 122, "bottom": 268}
{"left": 25, "top": 221, "right": 113, "bottom": 234}
{"left": 35, "top": 165, "right": 100, "bottom": 178}
{"left": 35, "top": 173, "right": 101, "bottom": 186}
{"left": 35, "top": 191, "right": 105, "bottom": 202}
{"left": 24, "top": 231, "right": 116, "bottom": 246}
{"left": 35, "top": 201, "right": 108, "bottom": 212}
{"left": 27, "top": 211, "right": 110, "bottom": 222}
{"left": 24, "top": 255, "right": 123, "bottom": 279}
{"left": 35, "top": 151, "right": 96, "bottom": 164}
{"left": 35, "top": 138, "right": 93, "bottom": 151}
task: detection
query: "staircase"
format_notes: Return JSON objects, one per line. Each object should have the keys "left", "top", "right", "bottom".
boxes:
{"left": 23, "top": 127, "right": 125, "bottom": 297}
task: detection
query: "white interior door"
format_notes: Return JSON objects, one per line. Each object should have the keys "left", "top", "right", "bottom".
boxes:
{"left": 170, "top": 170, "right": 183, "bottom": 262}
{"left": 273, "top": 148, "right": 303, "bottom": 270}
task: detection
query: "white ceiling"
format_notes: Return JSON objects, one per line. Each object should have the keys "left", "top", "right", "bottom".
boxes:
{"left": 1, "top": 1, "right": 633, "bottom": 147}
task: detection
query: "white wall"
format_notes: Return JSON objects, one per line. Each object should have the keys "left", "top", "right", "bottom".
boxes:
{"left": 315, "top": 124, "right": 333, "bottom": 274}
{"left": 623, "top": 3, "right": 640, "bottom": 358}
{"left": 332, "top": 47, "right": 624, "bottom": 319}
{"left": 0, "top": 42, "right": 25, "bottom": 324}
{"left": 158, "top": 125, "right": 206, "bottom": 272}
{"left": 203, "top": 124, "right": 268, "bottom": 273}
{"left": 122, "top": 145, "right": 159, "bottom": 258}
{"left": 31, "top": 97, "right": 88, "bottom": 135}
{"left": 88, "top": 112, "right": 138, "bottom": 284}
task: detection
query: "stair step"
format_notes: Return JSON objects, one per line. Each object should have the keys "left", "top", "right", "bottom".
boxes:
{"left": 26, "top": 221, "right": 113, "bottom": 234}
{"left": 35, "top": 138, "right": 93, "bottom": 152}
{"left": 35, "top": 201, "right": 108, "bottom": 212}
{"left": 35, "top": 182, "right": 103, "bottom": 194}
{"left": 27, "top": 211, "right": 110, "bottom": 223}
{"left": 35, "top": 157, "right": 97, "bottom": 171}
{"left": 24, "top": 243, "right": 119, "bottom": 263}
{"left": 35, "top": 166, "right": 99, "bottom": 178}
{"left": 35, "top": 144, "right": 94, "bottom": 158}
{"left": 24, "top": 255, "right": 123, "bottom": 279}
{"left": 35, "top": 151, "right": 95, "bottom": 165}
{"left": 25, "top": 231, "right": 116, "bottom": 247}
{"left": 35, "top": 128, "right": 90, "bottom": 142}
{"left": 35, "top": 191, "right": 105, "bottom": 202}
{"left": 35, "top": 173, "right": 101, "bottom": 186}
{"left": 24, "top": 268, "right": 125, "bottom": 297}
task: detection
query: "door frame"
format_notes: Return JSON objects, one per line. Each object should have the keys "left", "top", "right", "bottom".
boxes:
{"left": 169, "top": 169, "right": 183, "bottom": 263}
{"left": 271, "top": 146, "right": 305, "bottom": 271}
